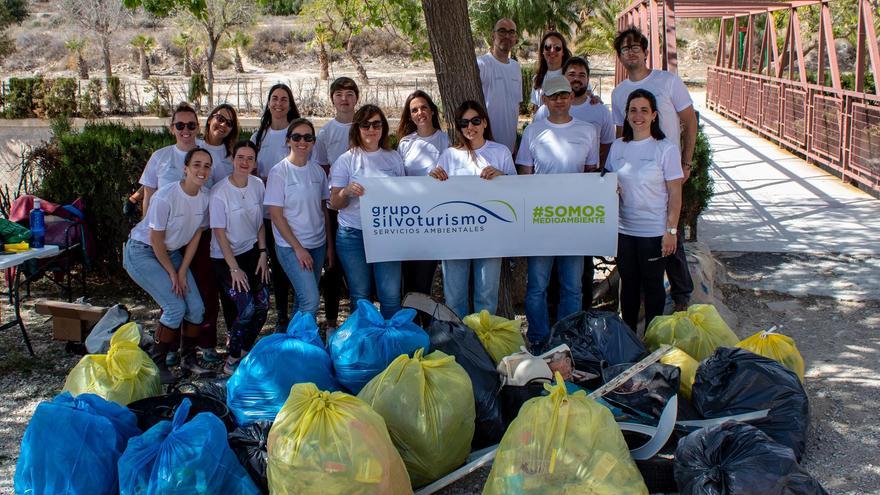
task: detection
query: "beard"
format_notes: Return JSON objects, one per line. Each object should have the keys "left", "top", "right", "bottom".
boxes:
{"left": 572, "top": 86, "right": 587, "bottom": 97}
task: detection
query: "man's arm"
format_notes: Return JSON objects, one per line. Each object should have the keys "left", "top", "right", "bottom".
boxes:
{"left": 678, "top": 105, "right": 698, "bottom": 182}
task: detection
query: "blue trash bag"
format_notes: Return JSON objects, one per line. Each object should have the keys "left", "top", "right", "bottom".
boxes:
{"left": 329, "top": 299, "right": 430, "bottom": 394}
{"left": 14, "top": 392, "right": 140, "bottom": 495}
{"left": 226, "top": 311, "right": 339, "bottom": 425}
{"left": 117, "top": 398, "right": 260, "bottom": 495}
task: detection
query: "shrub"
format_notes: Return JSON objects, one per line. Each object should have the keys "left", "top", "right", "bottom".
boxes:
{"left": 145, "top": 77, "right": 171, "bottom": 117}
{"left": 188, "top": 72, "right": 207, "bottom": 107}
{"left": 247, "top": 27, "right": 296, "bottom": 65}
{"left": 680, "top": 123, "right": 715, "bottom": 240}
{"left": 520, "top": 64, "right": 534, "bottom": 115}
{"left": 40, "top": 77, "right": 78, "bottom": 118}
{"left": 106, "top": 76, "right": 126, "bottom": 114}
{"left": 79, "top": 79, "right": 103, "bottom": 118}
{"left": 3, "top": 76, "right": 43, "bottom": 118}
{"left": 257, "top": 0, "right": 303, "bottom": 15}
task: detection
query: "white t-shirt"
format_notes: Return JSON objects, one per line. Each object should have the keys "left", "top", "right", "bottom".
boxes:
{"left": 313, "top": 119, "right": 352, "bottom": 167}
{"left": 201, "top": 141, "right": 234, "bottom": 184}
{"left": 251, "top": 127, "right": 290, "bottom": 180}
{"left": 611, "top": 70, "right": 693, "bottom": 146}
{"left": 329, "top": 149, "right": 404, "bottom": 230}
{"left": 398, "top": 130, "right": 449, "bottom": 177}
{"left": 139, "top": 144, "right": 189, "bottom": 190}
{"left": 477, "top": 53, "right": 522, "bottom": 154}
{"left": 264, "top": 159, "right": 330, "bottom": 249}
{"left": 604, "top": 137, "right": 683, "bottom": 237}
{"left": 437, "top": 141, "right": 516, "bottom": 177}
{"left": 209, "top": 175, "right": 265, "bottom": 259}
{"left": 534, "top": 100, "right": 616, "bottom": 145}
{"left": 530, "top": 68, "right": 562, "bottom": 107}
{"left": 129, "top": 182, "right": 209, "bottom": 251}
{"left": 516, "top": 119, "right": 599, "bottom": 174}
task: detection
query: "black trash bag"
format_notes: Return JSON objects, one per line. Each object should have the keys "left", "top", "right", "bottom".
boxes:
{"left": 228, "top": 420, "right": 272, "bottom": 495}
{"left": 127, "top": 382, "right": 234, "bottom": 433}
{"left": 674, "top": 420, "right": 828, "bottom": 495}
{"left": 602, "top": 362, "right": 681, "bottom": 419}
{"left": 498, "top": 379, "right": 549, "bottom": 428}
{"left": 692, "top": 347, "right": 810, "bottom": 459}
{"left": 548, "top": 310, "right": 647, "bottom": 375}
{"left": 427, "top": 320, "right": 504, "bottom": 448}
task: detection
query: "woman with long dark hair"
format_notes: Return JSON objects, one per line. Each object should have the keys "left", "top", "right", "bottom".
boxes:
{"left": 201, "top": 103, "right": 240, "bottom": 182}
{"left": 531, "top": 31, "right": 572, "bottom": 109}
{"left": 604, "top": 88, "right": 684, "bottom": 332}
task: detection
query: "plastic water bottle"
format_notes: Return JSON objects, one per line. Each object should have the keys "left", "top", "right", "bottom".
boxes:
{"left": 30, "top": 199, "right": 45, "bottom": 249}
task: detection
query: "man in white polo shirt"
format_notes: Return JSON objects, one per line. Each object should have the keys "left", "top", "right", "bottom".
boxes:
{"left": 477, "top": 18, "right": 522, "bottom": 154}
{"left": 516, "top": 76, "right": 599, "bottom": 351}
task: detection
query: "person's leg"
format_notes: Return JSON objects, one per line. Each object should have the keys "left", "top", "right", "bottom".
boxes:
{"left": 123, "top": 240, "right": 189, "bottom": 329}
{"left": 472, "top": 257, "right": 502, "bottom": 316}
{"left": 275, "top": 244, "right": 324, "bottom": 317}
{"left": 335, "top": 227, "right": 371, "bottom": 313}
{"left": 213, "top": 257, "right": 238, "bottom": 335}
{"left": 640, "top": 236, "right": 668, "bottom": 330}
{"left": 556, "top": 255, "right": 584, "bottom": 320}
{"left": 665, "top": 234, "right": 693, "bottom": 310}
{"left": 616, "top": 233, "right": 642, "bottom": 333}
{"left": 402, "top": 259, "right": 438, "bottom": 296}
{"left": 321, "top": 209, "right": 344, "bottom": 328}
{"left": 190, "top": 233, "right": 220, "bottom": 358}
{"left": 441, "top": 259, "right": 471, "bottom": 319}
{"left": 524, "top": 256, "right": 554, "bottom": 345}
{"left": 582, "top": 256, "right": 594, "bottom": 310}
{"left": 372, "top": 260, "right": 402, "bottom": 319}
{"left": 265, "top": 218, "right": 293, "bottom": 328}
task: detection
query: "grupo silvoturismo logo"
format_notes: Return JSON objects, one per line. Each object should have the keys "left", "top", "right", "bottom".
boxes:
{"left": 532, "top": 204, "right": 606, "bottom": 224}
{"left": 371, "top": 200, "right": 517, "bottom": 236}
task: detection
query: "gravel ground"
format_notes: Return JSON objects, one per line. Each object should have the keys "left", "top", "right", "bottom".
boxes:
{"left": 1, "top": 253, "right": 878, "bottom": 494}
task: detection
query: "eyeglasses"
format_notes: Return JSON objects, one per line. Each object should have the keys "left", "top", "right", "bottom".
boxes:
{"left": 494, "top": 28, "right": 516, "bottom": 36}
{"left": 288, "top": 133, "right": 315, "bottom": 142}
{"left": 358, "top": 120, "right": 384, "bottom": 130}
{"left": 456, "top": 117, "right": 483, "bottom": 128}
{"left": 173, "top": 122, "right": 198, "bottom": 131}
{"left": 211, "top": 114, "right": 231, "bottom": 126}
{"left": 620, "top": 44, "right": 644, "bottom": 55}
{"left": 543, "top": 44, "right": 563, "bottom": 53}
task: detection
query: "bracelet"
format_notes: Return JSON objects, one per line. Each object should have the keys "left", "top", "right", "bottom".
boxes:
{"left": 230, "top": 268, "right": 241, "bottom": 274}
{"left": 258, "top": 248, "right": 267, "bottom": 253}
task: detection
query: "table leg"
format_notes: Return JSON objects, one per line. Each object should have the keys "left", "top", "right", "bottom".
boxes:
{"left": 4, "top": 267, "right": 35, "bottom": 357}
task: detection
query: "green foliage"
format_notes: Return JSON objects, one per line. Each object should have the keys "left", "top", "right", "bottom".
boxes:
{"left": 520, "top": 65, "right": 535, "bottom": 115}
{"left": 0, "top": 0, "right": 28, "bottom": 59}
{"left": 188, "top": 72, "right": 207, "bottom": 103}
{"left": 146, "top": 77, "right": 172, "bottom": 117}
{"left": 130, "top": 33, "right": 157, "bottom": 51}
{"left": 470, "top": 0, "right": 584, "bottom": 43}
{"left": 256, "top": 0, "right": 302, "bottom": 15}
{"left": 41, "top": 78, "right": 78, "bottom": 119}
{"left": 123, "top": 0, "right": 206, "bottom": 19}
{"left": 681, "top": 124, "right": 715, "bottom": 240}
{"left": 2, "top": 77, "right": 43, "bottom": 118}
{"left": 573, "top": 1, "right": 625, "bottom": 56}
{"left": 106, "top": 76, "right": 125, "bottom": 114}
{"left": 33, "top": 123, "right": 174, "bottom": 270}
{"left": 78, "top": 79, "right": 103, "bottom": 118}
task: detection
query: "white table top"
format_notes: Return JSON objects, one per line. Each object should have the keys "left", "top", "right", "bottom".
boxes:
{"left": 0, "top": 245, "right": 61, "bottom": 270}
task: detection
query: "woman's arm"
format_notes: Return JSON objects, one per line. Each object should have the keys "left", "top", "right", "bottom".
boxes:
{"left": 214, "top": 227, "right": 250, "bottom": 292}
{"left": 256, "top": 221, "right": 269, "bottom": 283}
{"left": 142, "top": 186, "right": 157, "bottom": 218}
{"left": 323, "top": 203, "right": 334, "bottom": 269}
{"left": 329, "top": 183, "right": 362, "bottom": 210}
{"left": 269, "top": 205, "right": 314, "bottom": 271}
{"left": 177, "top": 228, "right": 204, "bottom": 294}
{"left": 662, "top": 178, "right": 683, "bottom": 257}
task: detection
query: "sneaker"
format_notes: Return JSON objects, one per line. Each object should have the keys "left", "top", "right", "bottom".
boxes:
{"left": 165, "top": 352, "right": 179, "bottom": 367}
{"left": 198, "top": 346, "right": 222, "bottom": 364}
{"left": 181, "top": 352, "right": 214, "bottom": 377}
{"left": 223, "top": 356, "right": 242, "bottom": 376}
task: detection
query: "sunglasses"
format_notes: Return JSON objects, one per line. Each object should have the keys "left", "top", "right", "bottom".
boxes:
{"left": 173, "top": 122, "right": 198, "bottom": 131}
{"left": 211, "top": 114, "right": 232, "bottom": 126}
{"left": 456, "top": 117, "right": 483, "bottom": 128}
{"left": 288, "top": 133, "right": 315, "bottom": 142}
{"left": 358, "top": 120, "right": 384, "bottom": 130}
{"left": 543, "top": 44, "right": 563, "bottom": 53}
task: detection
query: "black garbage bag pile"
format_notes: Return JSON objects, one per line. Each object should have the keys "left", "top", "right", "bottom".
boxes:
{"left": 228, "top": 420, "right": 272, "bottom": 494}
{"left": 602, "top": 362, "right": 681, "bottom": 418}
{"left": 549, "top": 310, "right": 647, "bottom": 377}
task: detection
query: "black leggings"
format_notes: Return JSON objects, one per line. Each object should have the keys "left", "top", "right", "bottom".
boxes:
{"left": 617, "top": 233, "right": 666, "bottom": 333}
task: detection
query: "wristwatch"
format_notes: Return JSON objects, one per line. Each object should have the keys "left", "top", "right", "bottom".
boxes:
{"left": 666, "top": 227, "right": 678, "bottom": 235}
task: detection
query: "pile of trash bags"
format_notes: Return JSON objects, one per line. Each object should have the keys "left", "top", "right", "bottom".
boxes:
{"left": 645, "top": 304, "right": 739, "bottom": 361}
{"left": 463, "top": 310, "right": 525, "bottom": 364}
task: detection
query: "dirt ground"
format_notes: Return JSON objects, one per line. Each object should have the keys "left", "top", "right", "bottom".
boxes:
{"left": 0, "top": 250, "right": 877, "bottom": 494}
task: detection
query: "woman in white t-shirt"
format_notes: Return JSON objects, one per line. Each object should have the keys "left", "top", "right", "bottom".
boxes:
{"left": 210, "top": 141, "right": 269, "bottom": 375}
{"left": 201, "top": 104, "right": 240, "bottom": 183}
{"left": 265, "top": 118, "right": 332, "bottom": 320}
{"left": 604, "top": 88, "right": 684, "bottom": 333}
{"left": 250, "top": 83, "right": 301, "bottom": 331}
{"left": 329, "top": 105, "right": 405, "bottom": 319}
{"left": 429, "top": 100, "right": 515, "bottom": 319}
{"left": 139, "top": 103, "right": 200, "bottom": 215}
{"left": 396, "top": 90, "right": 449, "bottom": 297}
{"left": 531, "top": 31, "right": 572, "bottom": 109}
{"left": 124, "top": 147, "right": 213, "bottom": 382}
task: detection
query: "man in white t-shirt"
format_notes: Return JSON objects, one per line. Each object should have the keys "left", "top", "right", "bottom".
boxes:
{"left": 611, "top": 26, "right": 696, "bottom": 312}
{"left": 516, "top": 76, "right": 597, "bottom": 351}
{"left": 477, "top": 18, "right": 522, "bottom": 154}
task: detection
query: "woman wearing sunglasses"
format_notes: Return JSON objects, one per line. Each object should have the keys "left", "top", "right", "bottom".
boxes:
{"left": 429, "top": 100, "right": 516, "bottom": 319}
{"left": 330, "top": 105, "right": 405, "bottom": 319}
{"left": 531, "top": 31, "right": 572, "bottom": 110}
{"left": 201, "top": 104, "right": 240, "bottom": 183}
{"left": 210, "top": 141, "right": 270, "bottom": 375}
{"left": 125, "top": 147, "right": 213, "bottom": 383}
{"left": 139, "top": 103, "right": 201, "bottom": 215}
{"left": 265, "top": 118, "right": 332, "bottom": 320}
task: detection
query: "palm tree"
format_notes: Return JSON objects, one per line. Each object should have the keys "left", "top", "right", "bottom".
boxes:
{"left": 171, "top": 32, "right": 194, "bottom": 77}
{"left": 309, "top": 24, "right": 332, "bottom": 80}
{"left": 573, "top": 1, "right": 624, "bottom": 55}
{"left": 130, "top": 34, "right": 156, "bottom": 80}
{"left": 222, "top": 30, "right": 252, "bottom": 74}
{"left": 65, "top": 37, "right": 89, "bottom": 79}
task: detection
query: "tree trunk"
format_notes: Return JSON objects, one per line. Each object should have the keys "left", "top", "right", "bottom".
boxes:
{"left": 207, "top": 36, "right": 217, "bottom": 109}
{"left": 77, "top": 54, "right": 88, "bottom": 79}
{"left": 234, "top": 47, "right": 244, "bottom": 73}
{"left": 183, "top": 48, "right": 192, "bottom": 77}
{"left": 318, "top": 42, "right": 330, "bottom": 80}
{"left": 101, "top": 35, "right": 113, "bottom": 81}
{"left": 139, "top": 49, "right": 150, "bottom": 80}
{"left": 345, "top": 43, "right": 369, "bottom": 85}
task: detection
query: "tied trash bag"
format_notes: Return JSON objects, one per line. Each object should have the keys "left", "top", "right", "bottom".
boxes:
{"left": 674, "top": 420, "right": 828, "bottom": 495}
{"left": 692, "top": 347, "right": 810, "bottom": 459}
{"left": 426, "top": 319, "right": 503, "bottom": 449}
{"left": 462, "top": 310, "right": 525, "bottom": 364}
{"left": 329, "top": 300, "right": 430, "bottom": 394}
{"left": 548, "top": 310, "right": 646, "bottom": 374}
{"left": 117, "top": 398, "right": 260, "bottom": 495}
{"left": 645, "top": 304, "right": 739, "bottom": 361}
{"left": 14, "top": 392, "right": 140, "bottom": 495}
{"left": 267, "top": 382, "right": 413, "bottom": 495}
{"left": 602, "top": 362, "right": 680, "bottom": 419}
{"left": 484, "top": 372, "right": 648, "bottom": 495}
{"left": 228, "top": 421, "right": 272, "bottom": 494}
{"left": 227, "top": 311, "right": 339, "bottom": 425}
{"left": 737, "top": 330, "right": 805, "bottom": 382}
{"left": 63, "top": 322, "right": 162, "bottom": 406}
{"left": 358, "top": 349, "right": 475, "bottom": 488}
{"left": 659, "top": 347, "right": 699, "bottom": 400}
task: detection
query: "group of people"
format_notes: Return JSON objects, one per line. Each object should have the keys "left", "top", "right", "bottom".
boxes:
{"left": 123, "top": 20, "right": 698, "bottom": 381}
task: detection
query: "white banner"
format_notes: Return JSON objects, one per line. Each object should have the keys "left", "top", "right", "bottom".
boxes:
{"left": 358, "top": 173, "right": 619, "bottom": 262}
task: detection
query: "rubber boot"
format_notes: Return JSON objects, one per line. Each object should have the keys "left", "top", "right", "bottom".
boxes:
{"left": 149, "top": 340, "right": 176, "bottom": 385}
{"left": 180, "top": 323, "right": 214, "bottom": 377}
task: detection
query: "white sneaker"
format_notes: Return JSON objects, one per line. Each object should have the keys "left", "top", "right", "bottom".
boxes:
{"left": 223, "top": 356, "right": 242, "bottom": 375}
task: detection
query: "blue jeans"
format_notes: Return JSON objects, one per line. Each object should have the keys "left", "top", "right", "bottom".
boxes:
{"left": 123, "top": 239, "right": 204, "bottom": 328}
{"left": 441, "top": 258, "right": 502, "bottom": 319}
{"left": 335, "top": 227, "right": 401, "bottom": 319}
{"left": 275, "top": 243, "right": 326, "bottom": 316}
{"left": 525, "top": 256, "right": 584, "bottom": 344}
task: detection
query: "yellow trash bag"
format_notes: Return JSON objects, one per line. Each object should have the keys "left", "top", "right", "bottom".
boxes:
{"left": 660, "top": 347, "right": 699, "bottom": 400}
{"left": 645, "top": 304, "right": 739, "bottom": 361}
{"left": 358, "top": 349, "right": 475, "bottom": 488}
{"left": 62, "top": 322, "right": 161, "bottom": 406}
{"left": 484, "top": 372, "right": 648, "bottom": 495}
{"left": 267, "top": 383, "right": 413, "bottom": 495}
{"left": 463, "top": 310, "right": 525, "bottom": 364}
{"left": 737, "top": 329, "right": 805, "bottom": 382}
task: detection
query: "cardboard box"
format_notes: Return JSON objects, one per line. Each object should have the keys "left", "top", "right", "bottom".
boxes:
{"left": 34, "top": 300, "right": 108, "bottom": 342}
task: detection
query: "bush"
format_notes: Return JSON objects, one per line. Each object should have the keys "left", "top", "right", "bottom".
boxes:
{"left": 247, "top": 27, "right": 297, "bottom": 65}
{"left": 145, "top": 77, "right": 171, "bottom": 117}
{"left": 79, "top": 79, "right": 103, "bottom": 118}
{"left": 520, "top": 64, "right": 534, "bottom": 115}
{"left": 105, "top": 76, "right": 126, "bottom": 114}
{"left": 40, "top": 78, "right": 78, "bottom": 119}
{"left": 257, "top": 0, "right": 303, "bottom": 15}
{"left": 3, "top": 76, "right": 43, "bottom": 118}
{"left": 188, "top": 73, "right": 207, "bottom": 107}
{"left": 681, "top": 123, "right": 715, "bottom": 240}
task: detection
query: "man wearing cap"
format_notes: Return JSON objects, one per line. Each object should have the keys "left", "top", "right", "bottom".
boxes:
{"left": 516, "top": 76, "right": 599, "bottom": 352}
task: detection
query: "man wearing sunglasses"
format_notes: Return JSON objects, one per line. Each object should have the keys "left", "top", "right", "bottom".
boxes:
{"left": 515, "top": 76, "right": 598, "bottom": 353}
{"left": 477, "top": 18, "right": 522, "bottom": 154}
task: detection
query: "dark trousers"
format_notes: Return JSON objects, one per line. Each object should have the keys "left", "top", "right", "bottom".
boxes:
{"left": 191, "top": 232, "right": 219, "bottom": 348}
{"left": 264, "top": 218, "right": 293, "bottom": 325}
{"left": 321, "top": 209, "right": 344, "bottom": 326}
{"left": 402, "top": 259, "right": 438, "bottom": 296}
{"left": 213, "top": 247, "right": 270, "bottom": 358}
{"left": 665, "top": 233, "right": 693, "bottom": 305}
{"left": 617, "top": 233, "right": 666, "bottom": 333}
